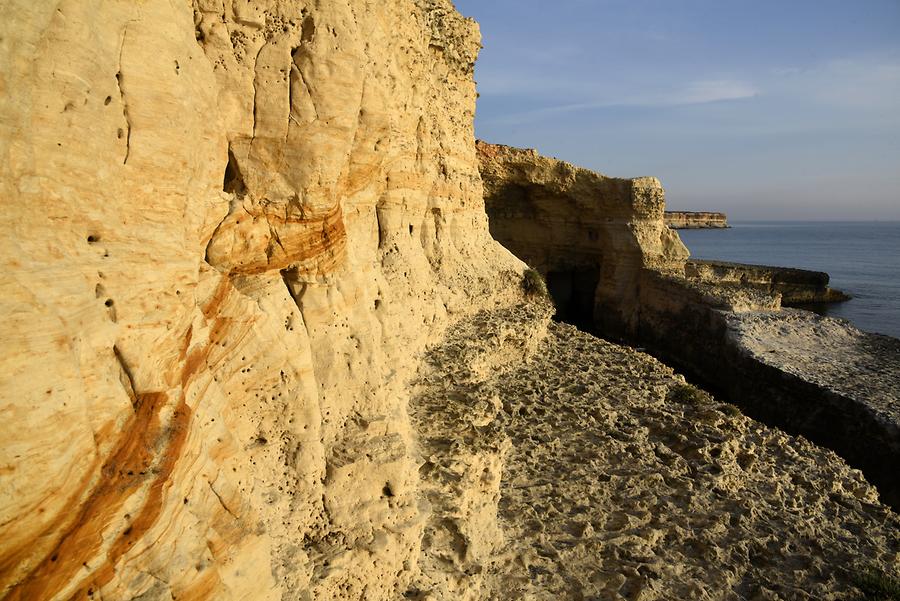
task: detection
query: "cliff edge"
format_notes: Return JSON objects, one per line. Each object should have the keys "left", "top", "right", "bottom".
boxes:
{"left": 1, "top": 3, "right": 898, "bottom": 600}
{"left": 0, "top": 2, "right": 524, "bottom": 598}
{"left": 665, "top": 211, "right": 729, "bottom": 229}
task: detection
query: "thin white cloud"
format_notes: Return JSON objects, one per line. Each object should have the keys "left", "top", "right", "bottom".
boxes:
{"left": 670, "top": 79, "right": 759, "bottom": 105}
{"left": 484, "top": 78, "right": 759, "bottom": 125}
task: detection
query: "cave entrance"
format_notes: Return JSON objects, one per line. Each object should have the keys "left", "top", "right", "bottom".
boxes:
{"left": 545, "top": 269, "right": 601, "bottom": 332}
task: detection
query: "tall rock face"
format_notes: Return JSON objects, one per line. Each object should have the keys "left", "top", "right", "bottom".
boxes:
{"left": 478, "top": 142, "right": 688, "bottom": 332}
{"left": 0, "top": 2, "right": 523, "bottom": 599}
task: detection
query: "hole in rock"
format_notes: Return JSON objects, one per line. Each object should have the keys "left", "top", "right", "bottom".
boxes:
{"left": 300, "top": 14, "right": 316, "bottom": 43}
{"left": 545, "top": 269, "right": 600, "bottom": 332}
{"left": 223, "top": 147, "right": 246, "bottom": 195}
{"left": 104, "top": 96, "right": 112, "bottom": 105}
{"left": 382, "top": 483, "right": 394, "bottom": 498}
{"left": 87, "top": 234, "right": 99, "bottom": 243}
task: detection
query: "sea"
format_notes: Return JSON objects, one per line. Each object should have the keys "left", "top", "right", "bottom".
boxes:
{"left": 678, "top": 221, "right": 900, "bottom": 340}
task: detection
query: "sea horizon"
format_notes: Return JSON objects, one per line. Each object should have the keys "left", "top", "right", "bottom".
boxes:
{"left": 679, "top": 220, "right": 900, "bottom": 339}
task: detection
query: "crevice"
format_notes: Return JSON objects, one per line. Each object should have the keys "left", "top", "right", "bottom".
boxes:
{"left": 300, "top": 14, "right": 316, "bottom": 43}
{"left": 290, "top": 47, "right": 319, "bottom": 121}
{"left": 113, "top": 345, "right": 138, "bottom": 410}
{"left": 207, "top": 479, "right": 238, "bottom": 520}
{"left": 375, "top": 204, "right": 385, "bottom": 251}
{"left": 222, "top": 147, "right": 246, "bottom": 195}
{"left": 262, "top": 211, "right": 286, "bottom": 263}
{"left": 115, "top": 25, "right": 132, "bottom": 165}
{"left": 249, "top": 42, "right": 267, "bottom": 150}
{"left": 281, "top": 269, "right": 312, "bottom": 342}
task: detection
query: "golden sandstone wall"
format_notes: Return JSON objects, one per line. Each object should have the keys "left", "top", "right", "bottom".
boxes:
{"left": 478, "top": 142, "right": 689, "bottom": 334}
{"left": 0, "top": 1, "right": 524, "bottom": 599}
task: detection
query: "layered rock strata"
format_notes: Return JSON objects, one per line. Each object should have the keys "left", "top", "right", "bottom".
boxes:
{"left": 665, "top": 211, "right": 729, "bottom": 229}
{"left": 479, "top": 142, "right": 900, "bottom": 511}
{"left": 686, "top": 260, "right": 850, "bottom": 305}
{"left": 0, "top": 2, "right": 525, "bottom": 599}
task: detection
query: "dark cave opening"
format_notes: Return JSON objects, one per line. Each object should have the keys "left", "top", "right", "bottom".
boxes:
{"left": 223, "top": 147, "right": 246, "bottom": 196}
{"left": 545, "top": 269, "right": 601, "bottom": 332}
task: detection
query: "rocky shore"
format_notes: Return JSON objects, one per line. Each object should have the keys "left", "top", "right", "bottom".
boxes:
{"left": 411, "top": 303, "right": 900, "bottom": 600}
{"left": 2, "top": 2, "right": 898, "bottom": 600}
{"left": 685, "top": 260, "right": 851, "bottom": 305}
{"left": 479, "top": 141, "right": 900, "bottom": 514}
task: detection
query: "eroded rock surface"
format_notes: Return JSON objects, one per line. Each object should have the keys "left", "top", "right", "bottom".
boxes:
{"left": 479, "top": 142, "right": 900, "bottom": 514}
{"left": 2, "top": 2, "right": 897, "bottom": 600}
{"left": 723, "top": 310, "right": 900, "bottom": 507}
{"left": 411, "top": 304, "right": 900, "bottom": 601}
{"left": 478, "top": 141, "right": 688, "bottom": 333}
{"left": 0, "top": 1, "right": 523, "bottom": 599}
{"left": 686, "top": 260, "right": 849, "bottom": 305}
{"left": 665, "top": 211, "right": 729, "bottom": 229}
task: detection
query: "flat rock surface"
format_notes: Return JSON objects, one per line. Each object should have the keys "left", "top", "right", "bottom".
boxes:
{"left": 726, "top": 309, "right": 900, "bottom": 424}
{"left": 413, "top": 305, "right": 900, "bottom": 600}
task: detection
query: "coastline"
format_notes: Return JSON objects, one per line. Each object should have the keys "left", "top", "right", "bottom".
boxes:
{"left": 681, "top": 221, "right": 900, "bottom": 339}
{"left": 479, "top": 142, "right": 900, "bottom": 512}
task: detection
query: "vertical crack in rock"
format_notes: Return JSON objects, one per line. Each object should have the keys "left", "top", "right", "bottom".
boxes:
{"left": 249, "top": 42, "right": 267, "bottom": 147}
{"left": 281, "top": 269, "right": 311, "bottom": 342}
{"left": 375, "top": 203, "right": 385, "bottom": 251}
{"left": 115, "top": 25, "right": 132, "bottom": 165}
{"left": 263, "top": 210, "right": 287, "bottom": 263}
{"left": 113, "top": 345, "right": 138, "bottom": 410}
{"left": 290, "top": 51, "right": 319, "bottom": 122}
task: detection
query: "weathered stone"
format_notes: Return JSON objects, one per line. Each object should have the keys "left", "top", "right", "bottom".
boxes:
{"left": 0, "top": 2, "right": 524, "bottom": 599}
{"left": 685, "top": 259, "right": 850, "bottom": 304}
{"left": 665, "top": 210, "right": 729, "bottom": 229}
{"left": 478, "top": 141, "right": 689, "bottom": 333}
{"left": 478, "top": 141, "right": 900, "bottom": 516}
{"left": 1, "top": 3, "right": 898, "bottom": 600}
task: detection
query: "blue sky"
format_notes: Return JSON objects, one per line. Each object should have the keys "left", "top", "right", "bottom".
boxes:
{"left": 454, "top": 0, "right": 900, "bottom": 220}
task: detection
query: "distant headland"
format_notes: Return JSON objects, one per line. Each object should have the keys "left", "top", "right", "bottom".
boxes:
{"left": 665, "top": 211, "right": 729, "bottom": 229}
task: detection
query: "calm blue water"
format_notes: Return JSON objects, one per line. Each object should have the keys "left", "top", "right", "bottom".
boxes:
{"left": 679, "top": 222, "right": 900, "bottom": 339}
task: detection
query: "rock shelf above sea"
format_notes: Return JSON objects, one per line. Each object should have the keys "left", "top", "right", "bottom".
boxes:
{"left": 479, "top": 141, "right": 900, "bottom": 514}
{"left": 410, "top": 303, "right": 900, "bottom": 599}
{"left": 665, "top": 211, "right": 730, "bottom": 229}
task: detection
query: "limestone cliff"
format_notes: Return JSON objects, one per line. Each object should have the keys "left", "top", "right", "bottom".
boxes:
{"left": 477, "top": 141, "right": 688, "bottom": 332}
{"left": 3, "top": 3, "right": 900, "bottom": 601}
{"left": 664, "top": 211, "right": 729, "bottom": 229}
{"left": 478, "top": 141, "right": 900, "bottom": 515}
{"left": 0, "top": 2, "right": 524, "bottom": 599}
